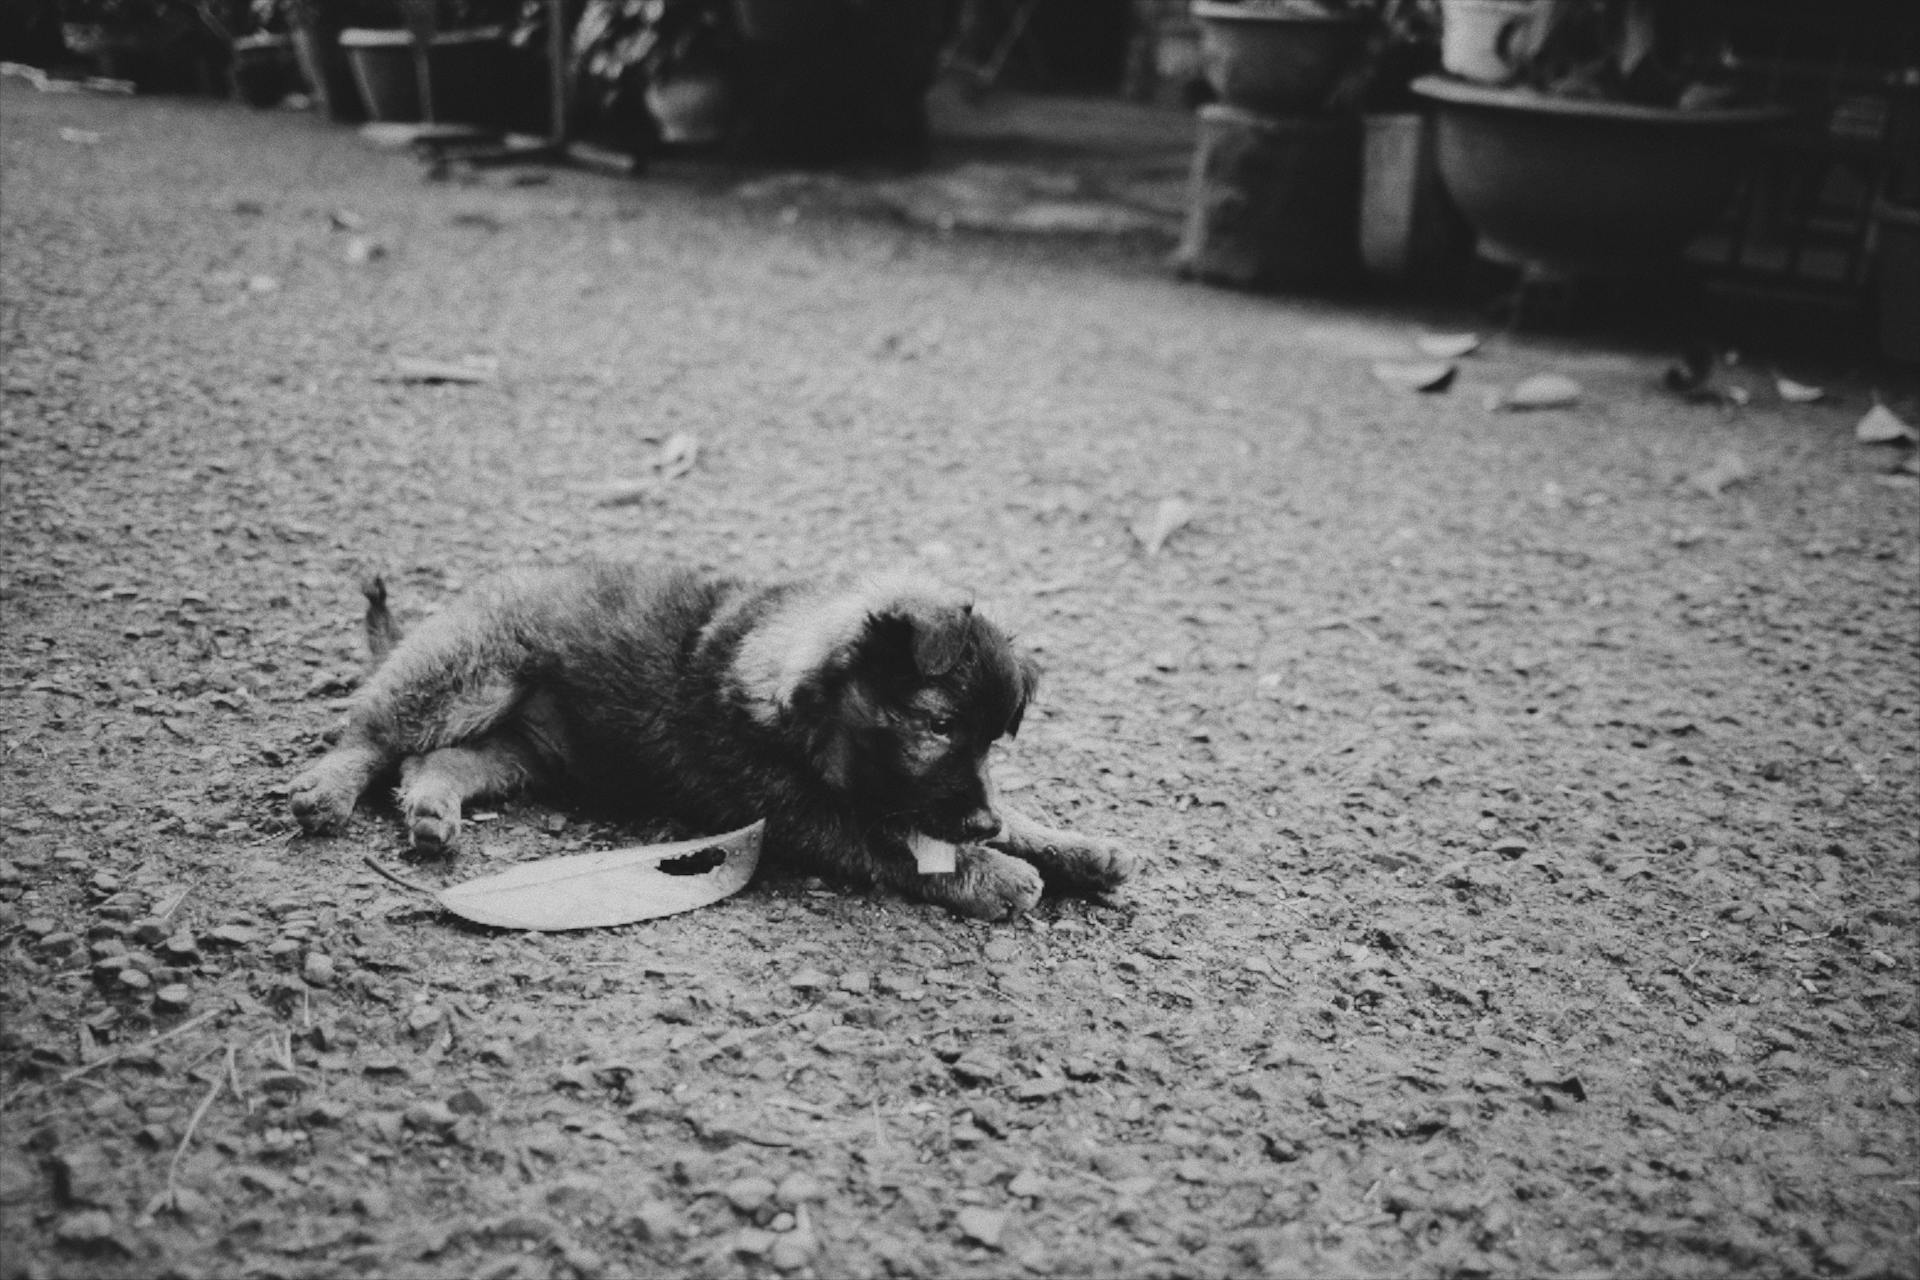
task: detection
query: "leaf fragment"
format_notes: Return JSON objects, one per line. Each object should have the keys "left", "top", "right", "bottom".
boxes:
{"left": 1371, "top": 360, "right": 1457, "bottom": 392}
{"left": 1775, "top": 376, "right": 1825, "bottom": 404}
{"left": 1132, "top": 497, "right": 1195, "bottom": 557}
{"left": 1500, "top": 373, "right": 1582, "bottom": 410}
{"left": 1856, "top": 402, "right": 1916, "bottom": 444}
{"left": 435, "top": 822, "right": 763, "bottom": 930}
{"left": 1414, "top": 331, "right": 1481, "bottom": 359}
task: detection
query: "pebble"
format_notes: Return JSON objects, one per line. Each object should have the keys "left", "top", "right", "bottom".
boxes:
{"left": 153, "top": 983, "right": 192, "bottom": 1012}
{"left": 206, "top": 924, "right": 258, "bottom": 947}
{"left": 956, "top": 1205, "right": 1008, "bottom": 1248}
{"left": 116, "top": 968, "right": 152, "bottom": 992}
{"left": 774, "top": 1171, "right": 827, "bottom": 1206}
{"left": 403, "top": 1101, "right": 458, "bottom": 1132}
{"left": 724, "top": 1175, "right": 777, "bottom": 1214}
{"left": 53, "top": 1209, "right": 127, "bottom": 1252}
{"left": 302, "top": 952, "right": 337, "bottom": 987}
{"left": 624, "top": 1199, "right": 681, "bottom": 1241}
{"left": 770, "top": 1226, "right": 819, "bottom": 1271}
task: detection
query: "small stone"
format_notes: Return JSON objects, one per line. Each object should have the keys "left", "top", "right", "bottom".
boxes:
{"left": 1013, "top": 1077, "right": 1068, "bottom": 1102}
{"left": 403, "top": 1101, "right": 458, "bottom": 1132}
{"left": 769, "top": 1226, "right": 819, "bottom": 1271}
{"left": 152, "top": 984, "right": 192, "bottom": 1013}
{"left": 724, "top": 1175, "right": 777, "bottom": 1214}
{"left": 956, "top": 1205, "right": 1008, "bottom": 1248}
{"left": 354, "top": 1187, "right": 394, "bottom": 1219}
{"left": 116, "top": 968, "right": 152, "bottom": 992}
{"left": 774, "top": 1171, "right": 827, "bottom": 1207}
{"left": 733, "top": 1226, "right": 776, "bottom": 1257}
{"left": 787, "top": 969, "right": 831, "bottom": 991}
{"left": 53, "top": 1209, "right": 129, "bottom": 1253}
{"left": 33, "top": 930, "right": 79, "bottom": 955}
{"left": 446, "top": 1088, "right": 488, "bottom": 1116}
{"left": 302, "top": 952, "right": 337, "bottom": 987}
{"left": 158, "top": 931, "right": 201, "bottom": 962}
{"left": 206, "top": 924, "right": 258, "bottom": 947}
{"left": 1007, "top": 1169, "right": 1046, "bottom": 1199}
{"left": 623, "top": 1199, "right": 681, "bottom": 1241}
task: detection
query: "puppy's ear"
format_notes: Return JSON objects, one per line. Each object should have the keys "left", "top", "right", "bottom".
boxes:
{"left": 1006, "top": 651, "right": 1041, "bottom": 737}
{"left": 866, "top": 598, "right": 973, "bottom": 678}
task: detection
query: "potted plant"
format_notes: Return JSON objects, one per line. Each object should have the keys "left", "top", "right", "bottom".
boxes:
{"left": 1189, "top": 0, "right": 1378, "bottom": 115}
{"left": 570, "top": 0, "right": 740, "bottom": 149}
{"left": 336, "top": 0, "right": 513, "bottom": 124}
{"left": 60, "top": 0, "right": 224, "bottom": 90}
{"left": 1411, "top": 0, "right": 1790, "bottom": 278}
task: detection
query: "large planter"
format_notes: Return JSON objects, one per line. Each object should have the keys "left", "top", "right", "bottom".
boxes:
{"left": 291, "top": 22, "right": 367, "bottom": 122}
{"left": 1175, "top": 104, "right": 1361, "bottom": 291}
{"left": 1874, "top": 201, "right": 1920, "bottom": 366}
{"left": 1412, "top": 76, "right": 1788, "bottom": 277}
{"left": 338, "top": 25, "right": 508, "bottom": 125}
{"left": 1190, "top": 1, "right": 1372, "bottom": 115}
{"left": 1360, "top": 111, "right": 1470, "bottom": 283}
{"left": 231, "top": 32, "right": 298, "bottom": 107}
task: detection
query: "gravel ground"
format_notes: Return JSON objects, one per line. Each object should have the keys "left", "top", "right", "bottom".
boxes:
{"left": 2, "top": 82, "right": 1918, "bottom": 1279}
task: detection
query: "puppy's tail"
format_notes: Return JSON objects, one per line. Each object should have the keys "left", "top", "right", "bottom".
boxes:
{"left": 362, "top": 575, "right": 402, "bottom": 663}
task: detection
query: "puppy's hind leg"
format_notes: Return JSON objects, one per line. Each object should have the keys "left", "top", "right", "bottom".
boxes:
{"left": 396, "top": 729, "right": 551, "bottom": 853}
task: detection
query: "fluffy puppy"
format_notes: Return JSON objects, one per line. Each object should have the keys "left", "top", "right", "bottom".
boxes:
{"left": 289, "top": 563, "right": 1135, "bottom": 920}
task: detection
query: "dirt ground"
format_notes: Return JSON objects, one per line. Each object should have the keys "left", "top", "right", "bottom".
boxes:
{"left": 2, "top": 81, "right": 1918, "bottom": 1280}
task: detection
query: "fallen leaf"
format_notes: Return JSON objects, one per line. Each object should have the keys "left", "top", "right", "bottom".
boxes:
{"left": 1500, "top": 373, "right": 1582, "bottom": 410}
{"left": 1685, "top": 451, "right": 1753, "bottom": 498}
{"left": 1776, "top": 376, "right": 1825, "bottom": 404}
{"left": 657, "top": 432, "right": 699, "bottom": 480}
{"left": 388, "top": 356, "right": 494, "bottom": 384}
{"left": 1132, "top": 497, "right": 1194, "bottom": 557}
{"left": 1371, "top": 360, "right": 1457, "bottom": 392}
{"left": 1856, "top": 402, "right": 1916, "bottom": 444}
{"left": 1414, "top": 331, "right": 1480, "bottom": 359}
{"left": 436, "top": 822, "right": 763, "bottom": 930}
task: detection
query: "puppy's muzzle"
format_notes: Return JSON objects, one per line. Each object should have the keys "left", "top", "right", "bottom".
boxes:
{"left": 953, "top": 809, "right": 1003, "bottom": 843}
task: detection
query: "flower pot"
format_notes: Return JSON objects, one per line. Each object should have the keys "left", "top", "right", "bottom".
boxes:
{"left": 645, "top": 72, "right": 735, "bottom": 145}
{"left": 1359, "top": 111, "right": 1470, "bottom": 283}
{"left": 1412, "top": 75, "right": 1788, "bottom": 277}
{"left": 1190, "top": 1, "right": 1372, "bottom": 115}
{"left": 1175, "top": 104, "right": 1361, "bottom": 291}
{"left": 231, "top": 32, "right": 297, "bottom": 107}
{"left": 338, "top": 26, "right": 507, "bottom": 125}
{"left": 1873, "top": 201, "right": 1920, "bottom": 366}
{"left": 291, "top": 22, "right": 367, "bottom": 122}
{"left": 1436, "top": 0, "right": 1531, "bottom": 84}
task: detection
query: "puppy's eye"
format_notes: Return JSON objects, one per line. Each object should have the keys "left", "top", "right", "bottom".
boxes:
{"left": 926, "top": 715, "right": 956, "bottom": 737}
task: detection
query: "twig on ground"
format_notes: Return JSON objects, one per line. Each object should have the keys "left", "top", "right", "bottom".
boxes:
{"left": 0, "top": 1010, "right": 221, "bottom": 1111}
{"left": 163, "top": 1045, "right": 231, "bottom": 1212}
{"left": 363, "top": 855, "right": 436, "bottom": 897}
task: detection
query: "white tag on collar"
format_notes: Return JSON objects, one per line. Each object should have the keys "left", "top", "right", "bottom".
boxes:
{"left": 908, "top": 832, "right": 958, "bottom": 875}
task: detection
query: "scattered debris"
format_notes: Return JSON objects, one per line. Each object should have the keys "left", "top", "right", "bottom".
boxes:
{"left": 1685, "top": 451, "right": 1754, "bottom": 498}
{"left": 344, "top": 236, "right": 386, "bottom": 265}
{"left": 1414, "top": 331, "right": 1481, "bottom": 359}
{"left": 386, "top": 355, "right": 496, "bottom": 385}
{"left": 1856, "top": 401, "right": 1916, "bottom": 445}
{"left": 1776, "top": 376, "right": 1825, "bottom": 404}
{"left": 1132, "top": 497, "right": 1195, "bottom": 557}
{"left": 1372, "top": 360, "right": 1457, "bottom": 393}
{"left": 658, "top": 432, "right": 699, "bottom": 481}
{"left": 1497, "top": 373, "right": 1583, "bottom": 411}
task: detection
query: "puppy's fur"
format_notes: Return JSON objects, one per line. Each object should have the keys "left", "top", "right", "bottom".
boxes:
{"left": 289, "top": 563, "right": 1134, "bottom": 920}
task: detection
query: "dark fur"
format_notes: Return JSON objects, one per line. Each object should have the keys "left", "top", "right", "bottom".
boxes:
{"left": 290, "top": 563, "right": 1134, "bottom": 920}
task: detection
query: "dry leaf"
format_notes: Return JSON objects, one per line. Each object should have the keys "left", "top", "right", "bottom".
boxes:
{"left": 1686, "top": 451, "right": 1753, "bottom": 498}
{"left": 1856, "top": 402, "right": 1916, "bottom": 445}
{"left": 1501, "top": 373, "right": 1582, "bottom": 410}
{"left": 437, "top": 822, "right": 763, "bottom": 931}
{"left": 1372, "top": 360, "right": 1457, "bottom": 393}
{"left": 1776, "top": 376, "right": 1825, "bottom": 404}
{"left": 389, "top": 356, "right": 493, "bottom": 384}
{"left": 1133, "top": 497, "right": 1195, "bottom": 557}
{"left": 657, "top": 432, "right": 699, "bottom": 480}
{"left": 1414, "top": 331, "right": 1481, "bottom": 359}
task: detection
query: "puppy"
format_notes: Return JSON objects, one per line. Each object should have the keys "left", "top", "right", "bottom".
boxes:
{"left": 289, "top": 563, "right": 1134, "bottom": 920}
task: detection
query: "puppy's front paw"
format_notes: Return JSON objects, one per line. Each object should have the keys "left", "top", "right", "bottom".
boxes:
{"left": 406, "top": 800, "right": 462, "bottom": 854}
{"left": 290, "top": 763, "right": 358, "bottom": 834}
{"left": 938, "top": 847, "right": 1044, "bottom": 922}
{"left": 1052, "top": 833, "right": 1137, "bottom": 893}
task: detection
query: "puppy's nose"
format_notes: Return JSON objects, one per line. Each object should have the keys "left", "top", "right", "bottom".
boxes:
{"left": 957, "top": 810, "right": 1002, "bottom": 843}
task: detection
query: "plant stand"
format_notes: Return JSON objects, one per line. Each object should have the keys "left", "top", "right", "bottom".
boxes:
{"left": 1175, "top": 104, "right": 1360, "bottom": 291}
